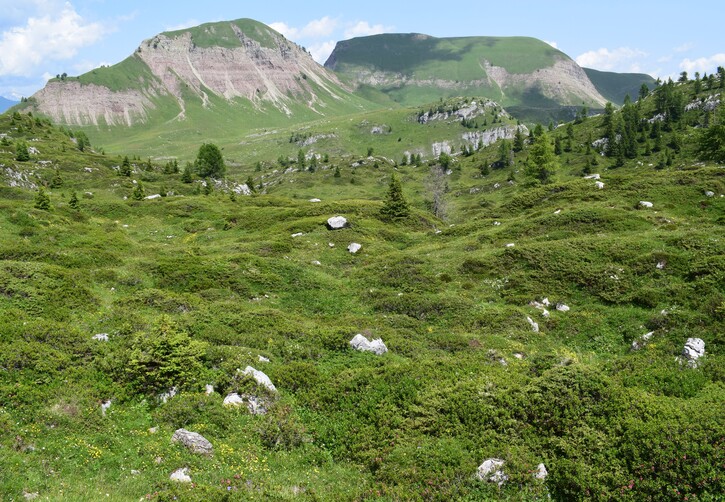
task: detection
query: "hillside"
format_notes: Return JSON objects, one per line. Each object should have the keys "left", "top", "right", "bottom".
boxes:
{"left": 584, "top": 67, "right": 656, "bottom": 105}
{"left": 0, "top": 75, "right": 723, "bottom": 500}
{"left": 0, "top": 97, "right": 18, "bottom": 114}
{"left": 325, "top": 33, "right": 608, "bottom": 121}
{"left": 18, "top": 19, "right": 381, "bottom": 155}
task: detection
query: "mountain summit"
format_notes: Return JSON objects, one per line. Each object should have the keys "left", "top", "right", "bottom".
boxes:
{"left": 28, "top": 19, "right": 368, "bottom": 128}
{"left": 325, "top": 33, "right": 608, "bottom": 119}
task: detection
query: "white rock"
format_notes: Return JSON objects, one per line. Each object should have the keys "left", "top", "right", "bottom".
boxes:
{"left": 327, "top": 216, "right": 347, "bottom": 229}
{"left": 556, "top": 303, "right": 570, "bottom": 312}
{"left": 554, "top": 209, "right": 561, "bottom": 214}
{"left": 704, "top": 191, "right": 715, "bottom": 197}
{"left": 526, "top": 316, "right": 539, "bottom": 333}
{"left": 291, "top": 232, "right": 304, "bottom": 238}
{"left": 348, "top": 242, "right": 362, "bottom": 254}
{"left": 584, "top": 173, "right": 601, "bottom": 180}
{"left": 513, "top": 353, "right": 524, "bottom": 359}
{"left": 170, "top": 468, "right": 191, "bottom": 483}
{"left": 682, "top": 338, "right": 705, "bottom": 367}
{"left": 242, "top": 366, "right": 277, "bottom": 392}
{"left": 656, "top": 261, "right": 666, "bottom": 270}
{"left": 309, "top": 198, "right": 322, "bottom": 202}
{"left": 92, "top": 333, "right": 109, "bottom": 342}
{"left": 639, "top": 201, "right": 653, "bottom": 208}
{"left": 131, "top": 469, "right": 140, "bottom": 475}
{"left": 204, "top": 384, "right": 214, "bottom": 395}
{"left": 101, "top": 400, "right": 112, "bottom": 416}
{"left": 505, "top": 243, "right": 515, "bottom": 248}
{"left": 23, "top": 492, "right": 39, "bottom": 501}
{"left": 349, "top": 334, "right": 388, "bottom": 355}
{"left": 476, "top": 458, "right": 508, "bottom": 486}
{"left": 312, "top": 260, "right": 322, "bottom": 265}
{"left": 171, "top": 428, "right": 213, "bottom": 455}
{"left": 144, "top": 194, "right": 162, "bottom": 200}
{"left": 223, "top": 393, "right": 269, "bottom": 415}
{"left": 542, "top": 298, "right": 550, "bottom": 307}
{"left": 223, "top": 393, "right": 245, "bottom": 407}
{"left": 534, "top": 463, "right": 548, "bottom": 480}
{"left": 493, "top": 221, "right": 501, "bottom": 226}
{"left": 258, "top": 355, "right": 270, "bottom": 363}
{"left": 542, "top": 309, "right": 550, "bottom": 318}
{"left": 328, "top": 242, "right": 335, "bottom": 248}
{"left": 158, "top": 387, "right": 177, "bottom": 403}
{"left": 595, "top": 181, "right": 605, "bottom": 189}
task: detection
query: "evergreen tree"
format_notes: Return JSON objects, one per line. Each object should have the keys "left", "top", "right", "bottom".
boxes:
{"left": 401, "top": 154, "right": 408, "bottom": 166}
{"left": 15, "top": 141, "right": 30, "bottom": 161}
{"left": 513, "top": 127, "right": 525, "bottom": 152}
{"left": 195, "top": 143, "right": 225, "bottom": 178}
{"left": 68, "top": 191, "right": 80, "bottom": 210}
{"left": 638, "top": 83, "right": 650, "bottom": 101}
{"left": 498, "top": 139, "right": 513, "bottom": 167}
{"left": 203, "top": 179, "right": 213, "bottom": 196}
{"left": 380, "top": 173, "right": 410, "bottom": 220}
{"left": 120, "top": 156, "right": 132, "bottom": 176}
{"left": 132, "top": 183, "right": 144, "bottom": 200}
{"left": 526, "top": 133, "right": 558, "bottom": 183}
{"left": 181, "top": 163, "right": 193, "bottom": 183}
{"left": 50, "top": 169, "right": 63, "bottom": 188}
{"left": 333, "top": 165, "right": 341, "bottom": 178}
{"left": 34, "top": 187, "right": 51, "bottom": 210}
{"left": 246, "top": 176, "right": 256, "bottom": 193}
{"left": 297, "top": 149, "right": 306, "bottom": 169}
{"left": 554, "top": 136, "right": 563, "bottom": 155}
{"left": 696, "top": 105, "right": 725, "bottom": 163}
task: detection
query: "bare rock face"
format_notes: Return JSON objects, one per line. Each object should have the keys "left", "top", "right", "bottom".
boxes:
{"left": 30, "top": 20, "right": 350, "bottom": 126}
{"left": 171, "top": 428, "right": 213, "bottom": 455}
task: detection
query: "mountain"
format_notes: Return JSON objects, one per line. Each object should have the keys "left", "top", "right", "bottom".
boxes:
{"left": 22, "top": 19, "right": 380, "bottom": 155}
{"left": 584, "top": 67, "right": 656, "bottom": 105}
{"left": 0, "top": 96, "right": 18, "bottom": 113}
{"left": 325, "top": 33, "right": 608, "bottom": 121}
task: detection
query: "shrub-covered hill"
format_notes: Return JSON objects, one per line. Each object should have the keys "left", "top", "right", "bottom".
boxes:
{"left": 0, "top": 76, "right": 723, "bottom": 501}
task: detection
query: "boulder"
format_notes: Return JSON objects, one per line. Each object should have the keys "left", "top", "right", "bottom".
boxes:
{"left": 144, "top": 194, "right": 162, "bottom": 200}
{"left": 476, "top": 458, "right": 508, "bottom": 486}
{"left": 327, "top": 216, "right": 347, "bottom": 229}
{"left": 258, "top": 355, "right": 270, "bottom": 363}
{"left": 350, "top": 334, "right": 388, "bottom": 355}
{"left": 631, "top": 331, "right": 654, "bottom": 351}
{"left": 204, "top": 384, "right": 214, "bottom": 395}
{"left": 101, "top": 399, "right": 112, "bottom": 416}
{"left": 584, "top": 173, "right": 601, "bottom": 180}
{"left": 682, "top": 338, "right": 705, "bottom": 367}
{"left": 526, "top": 316, "right": 539, "bottom": 333}
{"left": 556, "top": 303, "right": 570, "bottom": 312}
{"left": 505, "top": 243, "right": 515, "bottom": 248}
{"left": 223, "top": 392, "right": 269, "bottom": 415}
{"left": 291, "top": 232, "right": 304, "bottom": 238}
{"left": 348, "top": 242, "right": 362, "bottom": 254}
{"left": 639, "top": 201, "right": 653, "bottom": 208}
{"left": 92, "top": 333, "right": 109, "bottom": 342}
{"left": 171, "top": 428, "right": 213, "bottom": 455}
{"left": 705, "top": 191, "right": 715, "bottom": 197}
{"left": 170, "top": 467, "right": 191, "bottom": 483}
{"left": 595, "top": 181, "right": 605, "bottom": 189}
{"left": 309, "top": 198, "right": 322, "bottom": 202}
{"left": 242, "top": 366, "right": 277, "bottom": 392}
{"left": 534, "top": 463, "right": 548, "bottom": 480}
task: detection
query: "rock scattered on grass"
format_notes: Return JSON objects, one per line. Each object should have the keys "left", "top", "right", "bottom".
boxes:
{"left": 223, "top": 393, "right": 269, "bottom": 415}
{"left": 205, "top": 384, "right": 214, "bottom": 395}
{"left": 556, "top": 303, "right": 570, "bottom": 312}
{"left": 681, "top": 337, "right": 705, "bottom": 367}
{"left": 348, "top": 242, "right": 362, "bottom": 254}
{"left": 171, "top": 428, "right": 213, "bottom": 455}
{"left": 639, "top": 201, "right": 653, "bottom": 208}
{"left": 242, "top": 366, "right": 277, "bottom": 392}
{"left": 170, "top": 467, "right": 191, "bottom": 483}
{"left": 258, "top": 355, "right": 270, "bottom": 363}
{"left": 326, "top": 216, "right": 347, "bottom": 229}
{"left": 526, "top": 316, "right": 539, "bottom": 333}
{"left": 534, "top": 463, "right": 548, "bottom": 480}
{"left": 92, "top": 333, "right": 109, "bottom": 341}
{"left": 476, "top": 458, "right": 508, "bottom": 486}
{"left": 631, "top": 331, "right": 654, "bottom": 351}
{"left": 101, "top": 399, "right": 111, "bottom": 416}
{"left": 350, "top": 334, "right": 388, "bottom": 355}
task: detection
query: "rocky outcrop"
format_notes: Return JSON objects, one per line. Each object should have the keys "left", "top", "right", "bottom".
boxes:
{"left": 476, "top": 458, "right": 508, "bottom": 486}
{"left": 171, "top": 428, "right": 213, "bottom": 455}
{"left": 350, "top": 334, "right": 388, "bottom": 355}
{"left": 30, "top": 19, "right": 350, "bottom": 126}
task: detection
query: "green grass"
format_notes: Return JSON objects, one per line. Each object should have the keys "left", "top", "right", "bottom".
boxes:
{"left": 0, "top": 81, "right": 723, "bottom": 500}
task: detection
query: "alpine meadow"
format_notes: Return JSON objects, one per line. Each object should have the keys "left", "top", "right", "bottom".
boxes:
{"left": 0, "top": 14, "right": 723, "bottom": 502}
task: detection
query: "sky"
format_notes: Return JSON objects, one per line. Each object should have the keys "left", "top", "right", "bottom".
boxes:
{"left": 1, "top": 0, "right": 724, "bottom": 100}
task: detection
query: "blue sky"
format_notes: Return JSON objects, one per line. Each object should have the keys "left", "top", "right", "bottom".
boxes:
{"left": 1, "top": 0, "right": 724, "bottom": 100}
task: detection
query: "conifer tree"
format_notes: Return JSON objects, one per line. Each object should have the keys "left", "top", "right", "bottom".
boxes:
{"left": 50, "top": 169, "right": 63, "bottom": 188}
{"left": 120, "top": 156, "right": 132, "bottom": 176}
{"left": 132, "top": 183, "right": 144, "bottom": 200}
{"left": 15, "top": 141, "right": 30, "bottom": 161}
{"left": 526, "top": 133, "right": 558, "bottom": 183}
{"left": 34, "top": 187, "right": 51, "bottom": 210}
{"left": 68, "top": 191, "right": 80, "bottom": 210}
{"left": 181, "top": 163, "right": 193, "bottom": 183}
{"left": 380, "top": 173, "right": 410, "bottom": 220}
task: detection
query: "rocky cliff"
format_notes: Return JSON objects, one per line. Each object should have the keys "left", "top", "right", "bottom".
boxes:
{"left": 29, "top": 19, "right": 351, "bottom": 126}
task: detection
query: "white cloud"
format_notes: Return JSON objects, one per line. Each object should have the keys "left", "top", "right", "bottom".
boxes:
{"left": 0, "top": 3, "right": 105, "bottom": 77}
{"left": 301, "top": 16, "right": 338, "bottom": 38}
{"left": 308, "top": 40, "right": 337, "bottom": 65}
{"left": 674, "top": 42, "right": 694, "bottom": 53}
{"left": 344, "top": 21, "right": 392, "bottom": 39}
{"left": 680, "top": 53, "right": 725, "bottom": 74}
{"left": 575, "top": 47, "right": 647, "bottom": 72}
{"left": 269, "top": 21, "right": 298, "bottom": 39}
{"left": 545, "top": 40, "right": 559, "bottom": 50}
{"left": 165, "top": 19, "right": 200, "bottom": 32}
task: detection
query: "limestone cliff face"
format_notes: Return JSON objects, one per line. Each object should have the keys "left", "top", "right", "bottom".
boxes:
{"left": 30, "top": 20, "right": 348, "bottom": 126}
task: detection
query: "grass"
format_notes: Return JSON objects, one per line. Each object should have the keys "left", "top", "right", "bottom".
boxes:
{"left": 0, "top": 81, "right": 723, "bottom": 500}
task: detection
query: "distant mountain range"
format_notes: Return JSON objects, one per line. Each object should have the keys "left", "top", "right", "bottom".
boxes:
{"left": 15, "top": 18, "right": 654, "bottom": 153}
{"left": 0, "top": 97, "right": 18, "bottom": 113}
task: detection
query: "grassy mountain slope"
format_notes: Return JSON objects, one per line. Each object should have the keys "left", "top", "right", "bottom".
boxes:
{"left": 584, "top": 67, "right": 656, "bottom": 105}
{"left": 0, "top": 79, "right": 723, "bottom": 500}
{"left": 325, "top": 34, "right": 607, "bottom": 121}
